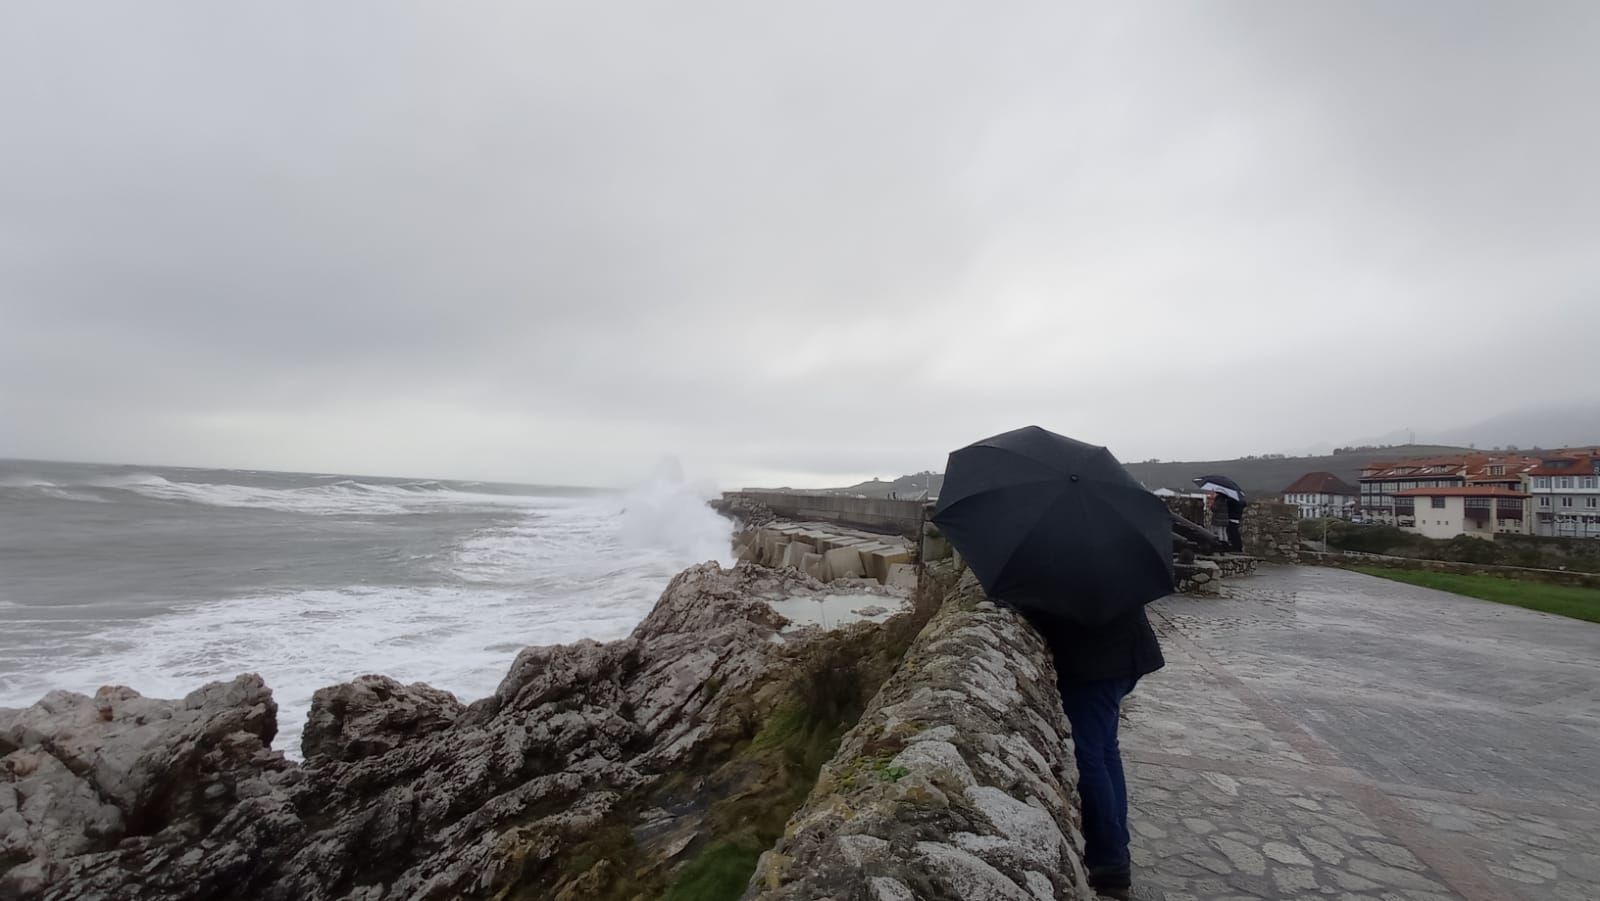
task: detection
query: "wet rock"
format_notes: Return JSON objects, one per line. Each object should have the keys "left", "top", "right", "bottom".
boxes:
{"left": 301, "top": 675, "right": 462, "bottom": 762}
{"left": 0, "top": 676, "right": 282, "bottom": 898}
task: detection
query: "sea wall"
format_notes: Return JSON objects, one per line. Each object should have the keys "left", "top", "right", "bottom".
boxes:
{"left": 749, "top": 568, "right": 1095, "bottom": 900}
{"left": 722, "top": 491, "right": 926, "bottom": 541}
{"left": 733, "top": 521, "right": 917, "bottom": 588}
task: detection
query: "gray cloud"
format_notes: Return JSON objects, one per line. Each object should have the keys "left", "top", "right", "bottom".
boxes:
{"left": 3, "top": 2, "right": 1598, "bottom": 486}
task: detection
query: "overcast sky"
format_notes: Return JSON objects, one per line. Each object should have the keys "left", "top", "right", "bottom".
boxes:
{"left": 3, "top": 2, "right": 1597, "bottom": 488}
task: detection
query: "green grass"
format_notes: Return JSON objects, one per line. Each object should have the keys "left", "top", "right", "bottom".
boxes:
{"left": 1352, "top": 566, "right": 1600, "bottom": 624}
{"left": 661, "top": 842, "right": 764, "bottom": 901}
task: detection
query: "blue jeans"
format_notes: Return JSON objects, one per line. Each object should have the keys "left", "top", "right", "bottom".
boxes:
{"left": 1060, "top": 677, "right": 1136, "bottom": 872}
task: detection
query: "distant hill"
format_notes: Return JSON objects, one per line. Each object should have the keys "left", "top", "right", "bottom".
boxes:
{"left": 1119, "top": 445, "right": 1474, "bottom": 496}
{"left": 817, "top": 446, "right": 1479, "bottom": 500}
{"left": 827, "top": 472, "right": 942, "bottom": 499}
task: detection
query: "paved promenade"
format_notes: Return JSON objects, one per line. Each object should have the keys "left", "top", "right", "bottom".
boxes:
{"left": 1121, "top": 565, "right": 1600, "bottom": 901}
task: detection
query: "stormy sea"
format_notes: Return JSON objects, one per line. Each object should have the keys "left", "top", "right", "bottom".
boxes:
{"left": 0, "top": 459, "right": 734, "bottom": 757}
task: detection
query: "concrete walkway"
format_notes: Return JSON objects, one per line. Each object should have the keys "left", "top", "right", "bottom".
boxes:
{"left": 1122, "top": 565, "right": 1600, "bottom": 901}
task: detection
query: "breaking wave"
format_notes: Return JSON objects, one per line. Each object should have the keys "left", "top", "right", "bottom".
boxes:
{"left": 93, "top": 474, "right": 551, "bottom": 516}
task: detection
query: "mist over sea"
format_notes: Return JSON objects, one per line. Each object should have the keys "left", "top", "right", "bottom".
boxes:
{"left": 0, "top": 459, "right": 734, "bottom": 757}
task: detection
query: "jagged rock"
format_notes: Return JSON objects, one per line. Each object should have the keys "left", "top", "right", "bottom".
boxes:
{"left": 1, "top": 563, "right": 872, "bottom": 901}
{"left": 748, "top": 571, "right": 1096, "bottom": 900}
{"left": 0, "top": 676, "right": 282, "bottom": 898}
{"left": 301, "top": 676, "right": 463, "bottom": 762}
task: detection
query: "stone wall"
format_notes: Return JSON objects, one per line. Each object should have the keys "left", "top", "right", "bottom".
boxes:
{"left": 725, "top": 491, "right": 926, "bottom": 541}
{"left": 1174, "top": 555, "right": 1259, "bottom": 594}
{"left": 1242, "top": 501, "right": 1301, "bottom": 562}
{"left": 748, "top": 569, "right": 1095, "bottom": 900}
{"left": 1163, "top": 495, "right": 1208, "bottom": 530}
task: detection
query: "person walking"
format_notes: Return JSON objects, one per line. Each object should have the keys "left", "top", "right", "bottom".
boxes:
{"left": 1028, "top": 607, "right": 1165, "bottom": 900}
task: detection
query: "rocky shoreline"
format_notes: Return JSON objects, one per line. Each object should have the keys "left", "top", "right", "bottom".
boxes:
{"left": 2, "top": 559, "right": 1095, "bottom": 900}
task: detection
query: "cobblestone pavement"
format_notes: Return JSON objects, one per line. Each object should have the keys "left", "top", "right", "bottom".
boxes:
{"left": 1119, "top": 564, "right": 1600, "bottom": 901}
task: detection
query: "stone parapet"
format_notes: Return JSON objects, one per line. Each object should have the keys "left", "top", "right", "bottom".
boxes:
{"left": 748, "top": 570, "right": 1095, "bottom": 900}
{"left": 1242, "top": 501, "right": 1301, "bottom": 562}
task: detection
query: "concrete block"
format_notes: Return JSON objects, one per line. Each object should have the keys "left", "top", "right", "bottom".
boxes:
{"left": 921, "top": 534, "right": 952, "bottom": 561}
{"left": 781, "top": 541, "right": 811, "bottom": 569}
{"left": 886, "top": 562, "right": 919, "bottom": 591}
{"left": 757, "top": 530, "right": 781, "bottom": 564}
{"left": 860, "top": 546, "right": 913, "bottom": 583}
{"left": 735, "top": 542, "right": 757, "bottom": 563}
{"left": 799, "top": 530, "right": 832, "bottom": 546}
{"left": 823, "top": 547, "right": 866, "bottom": 581}
{"left": 803, "top": 552, "right": 827, "bottom": 581}
{"left": 762, "top": 530, "right": 794, "bottom": 564}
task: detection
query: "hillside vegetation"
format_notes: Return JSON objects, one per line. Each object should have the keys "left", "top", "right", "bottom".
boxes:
{"left": 822, "top": 445, "right": 1472, "bottom": 498}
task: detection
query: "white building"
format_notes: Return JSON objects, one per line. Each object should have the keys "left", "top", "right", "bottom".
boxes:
{"left": 1281, "top": 472, "right": 1358, "bottom": 520}
{"left": 1526, "top": 453, "right": 1600, "bottom": 539}
{"left": 1395, "top": 487, "right": 1531, "bottom": 540}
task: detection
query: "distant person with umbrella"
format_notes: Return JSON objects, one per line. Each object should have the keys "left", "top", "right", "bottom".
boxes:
{"left": 1194, "top": 475, "right": 1247, "bottom": 553}
{"left": 933, "top": 426, "right": 1172, "bottom": 900}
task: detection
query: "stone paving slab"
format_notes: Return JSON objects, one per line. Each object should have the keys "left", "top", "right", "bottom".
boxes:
{"left": 1117, "top": 565, "right": 1600, "bottom": 901}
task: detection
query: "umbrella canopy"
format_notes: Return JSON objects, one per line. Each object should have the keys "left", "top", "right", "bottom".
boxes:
{"left": 931, "top": 426, "right": 1175, "bottom": 625}
{"left": 1193, "top": 474, "right": 1245, "bottom": 503}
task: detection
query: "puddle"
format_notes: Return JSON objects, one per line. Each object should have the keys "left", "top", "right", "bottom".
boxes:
{"left": 766, "top": 593, "right": 907, "bottom": 630}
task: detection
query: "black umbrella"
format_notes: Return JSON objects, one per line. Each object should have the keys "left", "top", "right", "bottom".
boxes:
{"left": 1193, "top": 475, "right": 1245, "bottom": 504}
{"left": 930, "top": 426, "right": 1175, "bottom": 625}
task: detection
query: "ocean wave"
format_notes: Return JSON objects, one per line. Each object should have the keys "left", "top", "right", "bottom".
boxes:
{"left": 39, "top": 487, "right": 114, "bottom": 503}
{"left": 0, "top": 476, "right": 58, "bottom": 488}
{"left": 449, "top": 465, "right": 733, "bottom": 585}
{"left": 0, "top": 477, "right": 114, "bottom": 503}
{"left": 94, "top": 474, "right": 551, "bottom": 516}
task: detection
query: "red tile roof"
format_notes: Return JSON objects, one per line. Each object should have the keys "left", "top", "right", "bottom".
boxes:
{"left": 1395, "top": 487, "right": 1529, "bottom": 498}
{"left": 1281, "top": 472, "right": 1359, "bottom": 495}
{"left": 1526, "top": 454, "right": 1600, "bottom": 477}
{"left": 1362, "top": 452, "right": 1562, "bottom": 484}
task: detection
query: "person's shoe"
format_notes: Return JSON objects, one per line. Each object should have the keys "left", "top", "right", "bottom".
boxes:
{"left": 1088, "top": 865, "right": 1132, "bottom": 899}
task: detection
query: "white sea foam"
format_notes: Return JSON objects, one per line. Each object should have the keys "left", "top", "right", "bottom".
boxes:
{"left": 1, "top": 464, "right": 735, "bottom": 759}
{"left": 99, "top": 474, "right": 550, "bottom": 516}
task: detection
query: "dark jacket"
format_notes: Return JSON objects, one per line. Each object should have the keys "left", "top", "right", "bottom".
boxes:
{"left": 1026, "top": 607, "right": 1165, "bottom": 685}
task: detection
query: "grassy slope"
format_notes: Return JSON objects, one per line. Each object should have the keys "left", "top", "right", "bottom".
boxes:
{"left": 1352, "top": 566, "right": 1600, "bottom": 624}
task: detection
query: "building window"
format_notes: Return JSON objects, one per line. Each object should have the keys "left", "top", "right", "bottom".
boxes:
{"left": 1431, "top": 497, "right": 1446, "bottom": 508}
{"left": 1489, "top": 465, "right": 1505, "bottom": 476}
{"left": 1562, "top": 497, "right": 1574, "bottom": 507}
{"left": 1536, "top": 477, "right": 1551, "bottom": 489}
{"left": 1589, "top": 498, "right": 1598, "bottom": 508}
{"left": 1540, "top": 497, "right": 1552, "bottom": 507}
{"left": 1583, "top": 477, "right": 1596, "bottom": 490}
{"left": 1558, "top": 477, "right": 1573, "bottom": 489}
